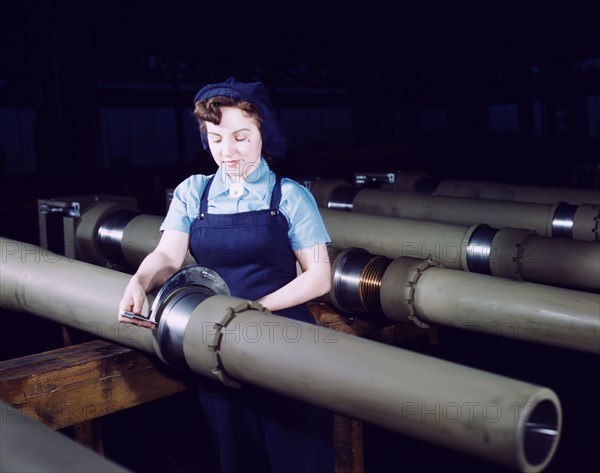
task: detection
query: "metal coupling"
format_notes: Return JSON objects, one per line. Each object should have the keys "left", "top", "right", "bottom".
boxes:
{"left": 551, "top": 201, "right": 578, "bottom": 239}
{"left": 123, "top": 265, "right": 231, "bottom": 370}
{"left": 97, "top": 210, "right": 140, "bottom": 267}
{"left": 330, "top": 247, "right": 391, "bottom": 314}
{"left": 465, "top": 224, "right": 499, "bottom": 275}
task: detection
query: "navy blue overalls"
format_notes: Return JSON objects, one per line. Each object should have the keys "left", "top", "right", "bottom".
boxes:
{"left": 189, "top": 175, "right": 335, "bottom": 473}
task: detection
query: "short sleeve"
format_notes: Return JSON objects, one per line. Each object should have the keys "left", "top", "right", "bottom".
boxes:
{"left": 280, "top": 179, "right": 331, "bottom": 251}
{"left": 160, "top": 175, "right": 208, "bottom": 233}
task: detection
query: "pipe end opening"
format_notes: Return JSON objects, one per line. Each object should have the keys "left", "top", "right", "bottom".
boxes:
{"left": 522, "top": 399, "right": 561, "bottom": 472}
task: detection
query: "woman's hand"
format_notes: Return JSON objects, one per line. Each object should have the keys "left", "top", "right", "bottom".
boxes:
{"left": 118, "top": 276, "right": 156, "bottom": 330}
{"left": 116, "top": 230, "right": 190, "bottom": 330}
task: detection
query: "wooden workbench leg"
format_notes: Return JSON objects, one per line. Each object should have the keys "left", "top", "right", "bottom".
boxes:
{"left": 310, "top": 302, "right": 368, "bottom": 473}
{"left": 334, "top": 415, "right": 364, "bottom": 473}
{"left": 72, "top": 418, "right": 105, "bottom": 454}
{"left": 61, "top": 325, "right": 105, "bottom": 454}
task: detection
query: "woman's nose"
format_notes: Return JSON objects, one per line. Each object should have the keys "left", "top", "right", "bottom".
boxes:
{"left": 222, "top": 138, "right": 236, "bottom": 156}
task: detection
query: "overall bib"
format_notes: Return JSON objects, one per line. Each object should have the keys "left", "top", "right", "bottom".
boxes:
{"left": 189, "top": 175, "right": 335, "bottom": 473}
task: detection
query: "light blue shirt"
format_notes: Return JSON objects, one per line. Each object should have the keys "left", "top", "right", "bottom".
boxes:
{"left": 161, "top": 158, "right": 331, "bottom": 251}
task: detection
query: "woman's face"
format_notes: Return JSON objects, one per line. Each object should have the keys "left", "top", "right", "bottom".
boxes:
{"left": 205, "top": 106, "right": 263, "bottom": 180}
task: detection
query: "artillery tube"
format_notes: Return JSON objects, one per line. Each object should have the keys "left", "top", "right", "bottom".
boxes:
{"left": 0, "top": 237, "right": 155, "bottom": 353}
{"left": 329, "top": 248, "right": 600, "bottom": 354}
{"left": 431, "top": 179, "right": 600, "bottom": 205}
{"left": 0, "top": 237, "right": 561, "bottom": 473}
{"left": 72, "top": 202, "right": 600, "bottom": 292}
{"left": 1, "top": 401, "right": 131, "bottom": 473}
{"left": 183, "top": 295, "right": 561, "bottom": 473}
{"left": 310, "top": 179, "right": 600, "bottom": 242}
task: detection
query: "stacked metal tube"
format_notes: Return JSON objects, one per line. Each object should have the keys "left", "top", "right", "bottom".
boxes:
{"left": 0, "top": 237, "right": 562, "bottom": 473}
{"left": 310, "top": 178, "right": 600, "bottom": 242}
{"left": 57, "top": 199, "right": 600, "bottom": 353}
{"left": 1, "top": 401, "right": 131, "bottom": 473}
{"left": 318, "top": 208, "right": 600, "bottom": 292}
{"left": 377, "top": 171, "right": 600, "bottom": 206}
{"left": 73, "top": 199, "right": 600, "bottom": 292}
{"left": 328, "top": 247, "right": 600, "bottom": 355}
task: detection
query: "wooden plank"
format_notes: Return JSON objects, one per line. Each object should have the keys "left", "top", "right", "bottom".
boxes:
{"left": 333, "top": 415, "right": 364, "bottom": 473}
{"left": 308, "top": 301, "right": 372, "bottom": 336}
{"left": 61, "top": 325, "right": 106, "bottom": 454}
{"left": 0, "top": 339, "right": 190, "bottom": 429}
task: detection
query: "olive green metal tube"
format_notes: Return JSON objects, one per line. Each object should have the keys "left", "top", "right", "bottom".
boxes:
{"left": 119, "top": 214, "right": 164, "bottom": 267}
{"left": 1, "top": 401, "right": 131, "bottom": 473}
{"left": 74, "top": 199, "right": 141, "bottom": 267}
{"left": 321, "top": 209, "right": 600, "bottom": 292}
{"left": 0, "top": 237, "right": 155, "bottom": 353}
{"left": 377, "top": 256, "right": 600, "bottom": 354}
{"left": 182, "top": 295, "right": 561, "bottom": 473}
{"left": 0, "top": 237, "right": 562, "bottom": 472}
{"left": 354, "top": 188, "right": 550, "bottom": 238}
{"left": 489, "top": 228, "right": 600, "bottom": 291}
{"left": 571, "top": 204, "right": 600, "bottom": 241}
{"left": 310, "top": 179, "right": 600, "bottom": 242}
{"left": 320, "top": 208, "right": 472, "bottom": 270}
{"left": 77, "top": 211, "right": 195, "bottom": 269}
{"left": 433, "top": 179, "right": 600, "bottom": 205}
{"left": 414, "top": 266, "right": 600, "bottom": 353}
{"left": 119, "top": 214, "right": 195, "bottom": 268}
{"left": 378, "top": 173, "right": 600, "bottom": 205}
{"left": 72, "top": 201, "right": 600, "bottom": 292}
{"left": 32, "top": 196, "right": 598, "bottom": 347}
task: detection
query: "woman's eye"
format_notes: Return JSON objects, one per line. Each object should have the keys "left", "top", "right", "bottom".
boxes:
{"left": 235, "top": 135, "right": 249, "bottom": 142}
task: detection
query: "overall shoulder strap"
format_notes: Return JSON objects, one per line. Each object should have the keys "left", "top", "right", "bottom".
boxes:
{"left": 269, "top": 175, "right": 283, "bottom": 210}
{"left": 199, "top": 175, "right": 215, "bottom": 216}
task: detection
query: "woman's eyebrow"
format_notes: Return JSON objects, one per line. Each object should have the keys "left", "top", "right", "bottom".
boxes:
{"left": 208, "top": 128, "right": 251, "bottom": 135}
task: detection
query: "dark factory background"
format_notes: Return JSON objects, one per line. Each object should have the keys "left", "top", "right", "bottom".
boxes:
{"left": 1, "top": 2, "right": 599, "bottom": 473}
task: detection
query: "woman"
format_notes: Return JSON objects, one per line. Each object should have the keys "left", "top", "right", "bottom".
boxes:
{"left": 118, "top": 77, "right": 335, "bottom": 473}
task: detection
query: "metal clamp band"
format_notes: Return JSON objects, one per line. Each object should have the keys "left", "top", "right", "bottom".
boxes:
{"left": 97, "top": 210, "right": 140, "bottom": 268}
{"left": 207, "top": 300, "right": 267, "bottom": 388}
{"left": 551, "top": 202, "right": 578, "bottom": 239}
{"left": 404, "top": 258, "right": 440, "bottom": 328}
{"left": 466, "top": 224, "right": 499, "bottom": 275}
{"left": 513, "top": 232, "right": 538, "bottom": 280}
{"left": 149, "top": 265, "right": 230, "bottom": 370}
